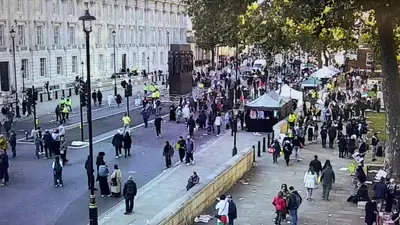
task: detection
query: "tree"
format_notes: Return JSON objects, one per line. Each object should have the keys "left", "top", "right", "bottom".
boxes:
{"left": 287, "top": 0, "right": 400, "bottom": 178}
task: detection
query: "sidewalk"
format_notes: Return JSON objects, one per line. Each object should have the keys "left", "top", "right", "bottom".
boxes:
{"left": 98, "top": 130, "right": 263, "bottom": 225}
{"left": 195, "top": 134, "right": 365, "bottom": 224}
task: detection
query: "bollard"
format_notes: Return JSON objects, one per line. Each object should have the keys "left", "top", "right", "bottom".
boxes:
{"left": 267, "top": 133, "right": 271, "bottom": 148}
{"left": 262, "top": 137, "right": 266, "bottom": 152}
{"left": 252, "top": 145, "right": 256, "bottom": 162}
{"left": 151, "top": 76, "right": 154, "bottom": 83}
{"left": 257, "top": 141, "right": 261, "bottom": 157}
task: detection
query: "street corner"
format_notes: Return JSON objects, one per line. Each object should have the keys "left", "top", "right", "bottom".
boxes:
{"left": 69, "top": 141, "right": 89, "bottom": 149}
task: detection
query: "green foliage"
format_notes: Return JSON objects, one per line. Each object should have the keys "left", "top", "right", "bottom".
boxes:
{"left": 184, "top": 0, "right": 252, "bottom": 50}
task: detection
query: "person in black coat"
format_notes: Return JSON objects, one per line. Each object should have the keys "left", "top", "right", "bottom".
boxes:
{"left": 309, "top": 155, "right": 323, "bottom": 177}
{"left": 282, "top": 140, "right": 293, "bottom": 166}
{"left": 115, "top": 94, "right": 122, "bottom": 107}
{"left": 337, "top": 133, "right": 347, "bottom": 158}
{"left": 9, "top": 131, "right": 17, "bottom": 158}
{"left": 43, "top": 130, "right": 53, "bottom": 159}
{"left": 169, "top": 104, "right": 176, "bottom": 121}
{"left": 154, "top": 116, "right": 162, "bottom": 138}
{"left": 0, "top": 151, "right": 9, "bottom": 185}
{"left": 227, "top": 195, "right": 237, "bottom": 225}
{"left": 123, "top": 132, "right": 132, "bottom": 158}
{"left": 84, "top": 155, "right": 97, "bottom": 190}
{"left": 97, "top": 90, "right": 103, "bottom": 106}
{"left": 112, "top": 131, "right": 123, "bottom": 158}
{"left": 91, "top": 90, "right": 97, "bottom": 106}
{"left": 365, "top": 197, "right": 378, "bottom": 225}
{"left": 123, "top": 175, "right": 137, "bottom": 215}
{"left": 187, "top": 115, "right": 196, "bottom": 137}
{"left": 328, "top": 125, "right": 337, "bottom": 148}
{"left": 320, "top": 123, "right": 328, "bottom": 148}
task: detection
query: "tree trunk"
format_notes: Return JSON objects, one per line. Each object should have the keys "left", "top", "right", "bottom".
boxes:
{"left": 323, "top": 48, "right": 329, "bottom": 67}
{"left": 211, "top": 48, "right": 216, "bottom": 70}
{"left": 375, "top": 10, "right": 400, "bottom": 179}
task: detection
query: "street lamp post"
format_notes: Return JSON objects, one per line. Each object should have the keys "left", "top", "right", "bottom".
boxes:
{"left": 166, "top": 31, "right": 170, "bottom": 88}
{"left": 80, "top": 61, "right": 84, "bottom": 142}
{"left": 147, "top": 57, "right": 150, "bottom": 74}
{"left": 78, "top": 3, "right": 98, "bottom": 225}
{"left": 232, "top": 105, "right": 239, "bottom": 156}
{"left": 112, "top": 30, "right": 117, "bottom": 96}
{"left": 10, "top": 28, "right": 20, "bottom": 118}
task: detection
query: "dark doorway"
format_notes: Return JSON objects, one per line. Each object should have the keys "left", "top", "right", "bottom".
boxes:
{"left": 0, "top": 62, "right": 10, "bottom": 91}
{"left": 122, "top": 54, "right": 126, "bottom": 71}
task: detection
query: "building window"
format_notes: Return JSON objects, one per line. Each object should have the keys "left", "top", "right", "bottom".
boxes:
{"left": 139, "top": 29, "right": 143, "bottom": 44}
{"left": 53, "top": 26, "right": 60, "bottom": 45}
{"left": 35, "top": 0, "right": 42, "bottom": 13}
{"left": 108, "top": 5, "right": 112, "bottom": 19}
{"left": 53, "top": 0, "right": 59, "bottom": 14}
{"left": 0, "top": 0, "right": 3, "bottom": 12}
{"left": 17, "top": 25, "right": 25, "bottom": 46}
{"left": 68, "top": 27, "right": 75, "bottom": 45}
{"left": 96, "top": 27, "right": 102, "bottom": 44}
{"left": 56, "top": 57, "right": 63, "bottom": 75}
{"left": 160, "top": 52, "right": 163, "bottom": 65}
{"left": 99, "top": 54, "right": 104, "bottom": 71}
{"left": 141, "top": 52, "right": 145, "bottom": 66}
{"left": 97, "top": 4, "right": 102, "bottom": 18}
{"left": 119, "top": 28, "right": 124, "bottom": 44}
{"left": 36, "top": 25, "right": 44, "bottom": 45}
{"left": 17, "top": 0, "right": 23, "bottom": 12}
{"left": 110, "top": 54, "right": 114, "bottom": 69}
{"left": 152, "top": 52, "right": 156, "bottom": 65}
{"left": 158, "top": 30, "right": 163, "bottom": 44}
{"left": 108, "top": 27, "right": 113, "bottom": 44}
{"left": 366, "top": 52, "right": 374, "bottom": 67}
{"left": 21, "top": 59, "right": 28, "bottom": 79}
{"left": 40, "top": 58, "right": 46, "bottom": 76}
{"left": 72, "top": 56, "right": 77, "bottom": 73}
{"left": 132, "top": 53, "right": 136, "bottom": 66}
{"left": 68, "top": 0, "right": 74, "bottom": 15}
{"left": 0, "top": 25, "right": 4, "bottom": 46}
{"left": 130, "top": 29, "right": 134, "bottom": 44}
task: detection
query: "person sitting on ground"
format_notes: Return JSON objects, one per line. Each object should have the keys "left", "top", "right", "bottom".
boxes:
{"left": 186, "top": 171, "right": 200, "bottom": 191}
{"left": 347, "top": 184, "right": 369, "bottom": 204}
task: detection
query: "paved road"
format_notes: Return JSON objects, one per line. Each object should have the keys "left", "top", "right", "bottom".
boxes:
{"left": 0, "top": 117, "right": 219, "bottom": 225}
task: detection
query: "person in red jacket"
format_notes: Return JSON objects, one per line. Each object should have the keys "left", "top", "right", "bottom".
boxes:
{"left": 272, "top": 191, "right": 287, "bottom": 225}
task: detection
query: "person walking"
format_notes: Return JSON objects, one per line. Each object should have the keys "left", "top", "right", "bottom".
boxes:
{"left": 84, "top": 155, "right": 97, "bottom": 190}
{"left": 9, "top": 131, "right": 16, "bottom": 158}
{"left": 309, "top": 155, "right": 323, "bottom": 177}
{"left": 176, "top": 136, "right": 186, "bottom": 163}
{"left": 227, "top": 195, "right": 237, "bottom": 225}
{"left": 60, "top": 137, "right": 68, "bottom": 165}
{"left": 292, "top": 136, "right": 301, "bottom": 162}
{"left": 52, "top": 156, "right": 63, "bottom": 187}
{"left": 97, "top": 90, "right": 103, "bottom": 106}
{"left": 215, "top": 113, "right": 222, "bottom": 136}
{"left": 185, "top": 136, "right": 195, "bottom": 165}
{"left": 282, "top": 140, "right": 293, "bottom": 166}
{"left": 0, "top": 150, "right": 9, "bottom": 186}
{"left": 215, "top": 195, "right": 229, "bottom": 225}
{"left": 110, "top": 165, "right": 122, "bottom": 198}
{"left": 122, "top": 113, "right": 131, "bottom": 134}
{"left": 123, "top": 175, "right": 137, "bottom": 215}
{"left": 92, "top": 90, "right": 97, "bottom": 106}
{"left": 123, "top": 132, "right": 132, "bottom": 158}
{"left": 272, "top": 191, "right": 286, "bottom": 225}
{"left": 98, "top": 161, "right": 111, "bottom": 197}
{"left": 187, "top": 115, "right": 196, "bottom": 137}
{"left": 112, "top": 130, "right": 123, "bottom": 159}
{"left": 287, "top": 186, "right": 302, "bottom": 225}
{"left": 33, "top": 128, "right": 41, "bottom": 159}
{"left": 107, "top": 93, "right": 114, "bottom": 107}
{"left": 272, "top": 139, "right": 281, "bottom": 163}
{"left": 303, "top": 166, "right": 318, "bottom": 200}
{"left": 43, "top": 130, "right": 53, "bottom": 159}
{"left": 320, "top": 163, "right": 335, "bottom": 201}
{"left": 154, "top": 115, "right": 162, "bottom": 138}
{"left": 163, "top": 141, "right": 174, "bottom": 168}
{"left": 365, "top": 196, "right": 378, "bottom": 225}
{"left": 328, "top": 125, "right": 337, "bottom": 149}
{"left": 141, "top": 105, "right": 150, "bottom": 128}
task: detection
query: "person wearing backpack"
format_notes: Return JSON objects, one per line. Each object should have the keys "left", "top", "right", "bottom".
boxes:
{"left": 286, "top": 186, "right": 302, "bottom": 225}
{"left": 123, "top": 175, "right": 137, "bottom": 215}
{"left": 52, "top": 156, "right": 63, "bottom": 187}
{"left": 227, "top": 195, "right": 237, "bottom": 225}
{"left": 163, "top": 141, "right": 174, "bottom": 168}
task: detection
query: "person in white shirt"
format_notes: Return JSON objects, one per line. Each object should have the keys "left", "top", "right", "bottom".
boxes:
{"left": 215, "top": 195, "right": 229, "bottom": 225}
{"left": 214, "top": 113, "right": 222, "bottom": 136}
{"left": 107, "top": 93, "right": 114, "bottom": 107}
{"left": 52, "top": 156, "right": 63, "bottom": 187}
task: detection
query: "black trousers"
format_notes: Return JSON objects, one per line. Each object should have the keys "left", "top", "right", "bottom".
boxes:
{"left": 321, "top": 137, "right": 327, "bottom": 147}
{"left": 178, "top": 148, "right": 185, "bottom": 162}
{"left": 125, "top": 198, "right": 134, "bottom": 213}
{"left": 115, "top": 147, "right": 122, "bottom": 156}
{"left": 124, "top": 148, "right": 131, "bottom": 156}
{"left": 185, "top": 152, "right": 194, "bottom": 163}
{"left": 328, "top": 138, "right": 334, "bottom": 148}
{"left": 156, "top": 126, "right": 161, "bottom": 136}
{"left": 45, "top": 144, "right": 52, "bottom": 158}
{"left": 165, "top": 156, "right": 172, "bottom": 168}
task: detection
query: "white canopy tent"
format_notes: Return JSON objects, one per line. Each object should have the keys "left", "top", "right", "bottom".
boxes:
{"left": 279, "top": 84, "right": 303, "bottom": 101}
{"left": 311, "top": 66, "right": 339, "bottom": 79}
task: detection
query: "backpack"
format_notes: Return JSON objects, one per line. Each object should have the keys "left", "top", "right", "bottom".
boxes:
{"left": 54, "top": 162, "right": 62, "bottom": 173}
{"left": 294, "top": 193, "right": 302, "bottom": 208}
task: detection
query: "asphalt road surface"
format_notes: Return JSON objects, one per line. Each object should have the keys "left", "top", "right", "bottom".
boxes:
{"left": 0, "top": 114, "right": 222, "bottom": 225}
{"left": 10, "top": 97, "right": 143, "bottom": 139}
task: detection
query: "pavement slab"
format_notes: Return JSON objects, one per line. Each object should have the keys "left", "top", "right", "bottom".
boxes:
{"left": 98, "top": 131, "right": 263, "bottom": 225}
{"left": 194, "top": 134, "right": 365, "bottom": 225}
{"left": 0, "top": 116, "right": 217, "bottom": 225}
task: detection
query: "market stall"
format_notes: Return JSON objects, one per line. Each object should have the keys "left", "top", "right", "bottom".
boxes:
{"left": 244, "top": 92, "right": 292, "bottom": 133}
{"left": 279, "top": 84, "right": 303, "bottom": 106}
{"left": 298, "top": 77, "right": 323, "bottom": 91}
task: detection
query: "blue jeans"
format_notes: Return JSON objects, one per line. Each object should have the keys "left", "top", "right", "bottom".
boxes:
{"left": 294, "top": 146, "right": 300, "bottom": 160}
{"left": 35, "top": 141, "right": 40, "bottom": 158}
{"left": 288, "top": 209, "right": 298, "bottom": 225}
